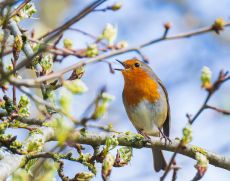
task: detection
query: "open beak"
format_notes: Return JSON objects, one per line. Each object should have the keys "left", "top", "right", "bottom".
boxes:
{"left": 114, "top": 59, "right": 125, "bottom": 71}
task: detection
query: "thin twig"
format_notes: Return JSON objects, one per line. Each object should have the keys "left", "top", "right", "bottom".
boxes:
{"left": 8, "top": 21, "right": 230, "bottom": 87}
{"left": 9, "top": 0, "right": 31, "bottom": 18}
{"left": 160, "top": 71, "right": 230, "bottom": 180}
{"left": 38, "top": 0, "right": 107, "bottom": 41}
{"left": 205, "top": 105, "right": 230, "bottom": 115}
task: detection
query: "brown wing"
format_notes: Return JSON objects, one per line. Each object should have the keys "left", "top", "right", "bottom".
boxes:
{"left": 148, "top": 69, "right": 170, "bottom": 137}
{"left": 158, "top": 81, "right": 170, "bottom": 137}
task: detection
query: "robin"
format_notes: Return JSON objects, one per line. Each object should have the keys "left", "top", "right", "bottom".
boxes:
{"left": 115, "top": 58, "right": 170, "bottom": 172}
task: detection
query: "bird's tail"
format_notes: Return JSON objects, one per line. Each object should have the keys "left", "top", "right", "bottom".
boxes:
{"left": 152, "top": 148, "right": 166, "bottom": 172}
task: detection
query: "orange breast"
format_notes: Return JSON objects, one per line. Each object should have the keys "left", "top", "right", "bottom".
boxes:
{"left": 122, "top": 69, "right": 160, "bottom": 106}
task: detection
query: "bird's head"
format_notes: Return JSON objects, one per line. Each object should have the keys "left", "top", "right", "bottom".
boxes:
{"left": 115, "top": 58, "right": 152, "bottom": 81}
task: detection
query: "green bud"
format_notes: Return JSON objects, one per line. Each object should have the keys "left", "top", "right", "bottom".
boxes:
{"left": 201, "top": 66, "right": 212, "bottom": 89}
{"left": 59, "top": 89, "right": 72, "bottom": 113}
{"left": 69, "top": 66, "right": 85, "bottom": 80}
{"left": 92, "top": 93, "right": 115, "bottom": 120}
{"left": 27, "top": 140, "right": 42, "bottom": 153}
{"left": 111, "top": 3, "right": 122, "bottom": 11}
{"left": 182, "top": 124, "right": 193, "bottom": 145}
{"left": 195, "top": 152, "right": 209, "bottom": 168}
{"left": 18, "top": 95, "right": 30, "bottom": 117}
{"left": 0, "top": 122, "right": 9, "bottom": 133}
{"left": 102, "top": 137, "right": 119, "bottom": 156}
{"left": 0, "top": 31, "right": 4, "bottom": 43}
{"left": 102, "top": 153, "right": 115, "bottom": 181}
{"left": 40, "top": 53, "right": 53, "bottom": 72}
{"left": 63, "top": 38, "right": 73, "bottom": 49}
{"left": 74, "top": 172, "right": 94, "bottom": 181}
{"left": 116, "top": 147, "right": 132, "bottom": 166}
{"left": 54, "top": 118, "right": 72, "bottom": 145}
{"left": 13, "top": 35, "right": 23, "bottom": 52}
{"left": 63, "top": 79, "right": 88, "bottom": 94}
{"left": 6, "top": 64, "right": 13, "bottom": 72}
{"left": 85, "top": 44, "right": 99, "bottom": 57}
{"left": 101, "top": 93, "right": 115, "bottom": 102}
{"left": 13, "top": 3, "right": 37, "bottom": 22}
{"left": 92, "top": 104, "right": 106, "bottom": 120}
{"left": 212, "top": 17, "right": 225, "bottom": 34}
{"left": 18, "top": 95, "right": 30, "bottom": 107}
{"left": 100, "top": 24, "right": 117, "bottom": 46}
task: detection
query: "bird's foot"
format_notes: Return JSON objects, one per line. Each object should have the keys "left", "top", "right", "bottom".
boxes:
{"left": 158, "top": 128, "right": 172, "bottom": 145}
{"left": 137, "top": 129, "right": 151, "bottom": 143}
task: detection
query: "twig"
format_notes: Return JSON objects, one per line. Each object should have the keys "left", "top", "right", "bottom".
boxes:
{"left": 171, "top": 161, "right": 180, "bottom": 181}
{"left": 68, "top": 27, "right": 108, "bottom": 46}
{"left": 189, "top": 71, "right": 230, "bottom": 124}
{"left": 161, "top": 70, "right": 230, "bottom": 180}
{"left": 6, "top": 0, "right": 107, "bottom": 75}
{"left": 38, "top": 0, "right": 107, "bottom": 40}
{"left": 205, "top": 105, "right": 230, "bottom": 115}
{"left": 9, "top": 0, "right": 31, "bottom": 18}
{"left": 8, "top": 21, "right": 230, "bottom": 87}
{"left": 17, "top": 86, "right": 61, "bottom": 113}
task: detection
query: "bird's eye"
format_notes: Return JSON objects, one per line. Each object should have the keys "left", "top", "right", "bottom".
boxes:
{"left": 134, "top": 63, "right": 140, "bottom": 67}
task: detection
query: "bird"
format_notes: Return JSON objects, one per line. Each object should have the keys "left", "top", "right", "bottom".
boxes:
{"left": 115, "top": 58, "right": 170, "bottom": 172}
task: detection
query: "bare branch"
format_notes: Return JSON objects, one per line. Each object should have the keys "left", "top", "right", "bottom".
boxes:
{"left": 9, "top": 21, "right": 230, "bottom": 87}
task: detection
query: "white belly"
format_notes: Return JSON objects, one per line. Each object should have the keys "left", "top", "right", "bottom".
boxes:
{"left": 124, "top": 99, "right": 167, "bottom": 136}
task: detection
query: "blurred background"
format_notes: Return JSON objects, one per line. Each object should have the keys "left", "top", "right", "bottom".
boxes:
{"left": 4, "top": 0, "right": 230, "bottom": 180}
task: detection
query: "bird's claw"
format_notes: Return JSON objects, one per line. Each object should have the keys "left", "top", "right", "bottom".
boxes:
{"left": 137, "top": 129, "right": 151, "bottom": 143}
{"left": 158, "top": 128, "right": 172, "bottom": 145}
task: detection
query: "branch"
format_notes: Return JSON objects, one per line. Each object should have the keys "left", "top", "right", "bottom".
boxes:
{"left": 38, "top": 0, "right": 107, "bottom": 40}
{"left": 9, "top": 21, "right": 230, "bottom": 87}
{"left": 9, "top": 0, "right": 31, "bottom": 18}
{"left": 205, "top": 105, "right": 230, "bottom": 115}
{"left": 0, "top": 127, "right": 229, "bottom": 180}
{"left": 68, "top": 132, "right": 230, "bottom": 171}
{"left": 0, "top": 127, "right": 54, "bottom": 180}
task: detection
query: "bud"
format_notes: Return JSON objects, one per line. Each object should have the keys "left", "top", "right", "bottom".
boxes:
{"left": 0, "top": 31, "right": 4, "bottom": 43}
{"left": 74, "top": 172, "right": 94, "bottom": 181}
{"left": 102, "top": 137, "right": 119, "bottom": 156}
{"left": 100, "top": 24, "right": 117, "bottom": 46}
{"left": 13, "top": 3, "right": 37, "bottom": 22}
{"left": 111, "top": 3, "right": 122, "bottom": 11}
{"left": 23, "top": 3, "right": 37, "bottom": 17}
{"left": 85, "top": 44, "right": 99, "bottom": 57}
{"left": 54, "top": 118, "right": 72, "bottom": 145}
{"left": 18, "top": 95, "right": 30, "bottom": 117}
{"left": 116, "top": 40, "right": 128, "bottom": 49}
{"left": 63, "top": 79, "right": 88, "bottom": 94}
{"left": 68, "top": 66, "right": 85, "bottom": 80}
{"left": 182, "top": 124, "right": 192, "bottom": 145}
{"left": 101, "top": 92, "right": 115, "bottom": 102}
{"left": 195, "top": 152, "right": 209, "bottom": 168}
{"left": 201, "top": 66, "right": 212, "bottom": 89}
{"left": 194, "top": 152, "right": 209, "bottom": 178}
{"left": 0, "top": 99, "right": 5, "bottom": 108}
{"left": 40, "top": 53, "right": 53, "bottom": 72}
{"left": 18, "top": 95, "right": 30, "bottom": 107}
{"left": 6, "top": 64, "right": 13, "bottom": 72}
{"left": 116, "top": 147, "right": 132, "bottom": 166}
{"left": 102, "top": 153, "right": 115, "bottom": 181}
{"left": 63, "top": 38, "right": 73, "bottom": 49}
{"left": 13, "top": 35, "right": 23, "bottom": 60}
{"left": 212, "top": 18, "right": 225, "bottom": 34}
{"left": 164, "top": 22, "right": 172, "bottom": 30}
{"left": 92, "top": 93, "right": 115, "bottom": 120}
{"left": 59, "top": 89, "right": 72, "bottom": 113}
